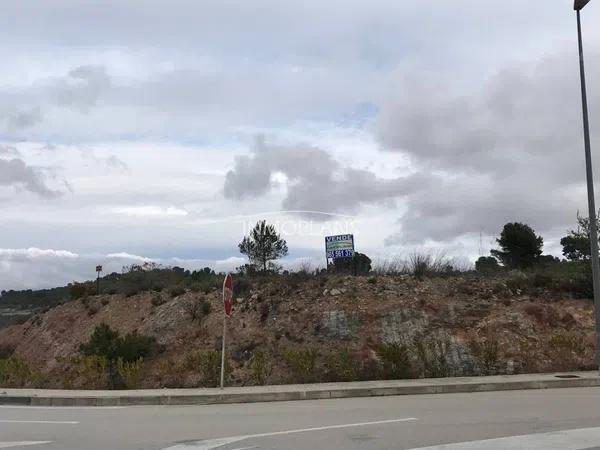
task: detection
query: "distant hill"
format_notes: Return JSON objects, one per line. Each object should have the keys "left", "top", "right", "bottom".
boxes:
{"left": 0, "top": 263, "right": 220, "bottom": 329}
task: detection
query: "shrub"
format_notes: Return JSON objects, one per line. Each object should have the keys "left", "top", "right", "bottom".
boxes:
{"left": 376, "top": 342, "right": 415, "bottom": 380}
{"left": 72, "top": 355, "right": 109, "bottom": 389}
{"left": 151, "top": 295, "right": 165, "bottom": 307}
{"left": 414, "top": 334, "right": 456, "bottom": 378}
{"left": 467, "top": 330, "right": 500, "bottom": 375}
{"left": 407, "top": 251, "right": 454, "bottom": 280}
{"left": 124, "top": 286, "right": 140, "bottom": 298}
{"left": 185, "top": 298, "right": 211, "bottom": 322}
{"left": 0, "top": 357, "right": 44, "bottom": 388}
{"left": 79, "top": 324, "right": 157, "bottom": 389}
{"left": 0, "top": 344, "right": 15, "bottom": 359}
{"left": 546, "top": 332, "right": 592, "bottom": 371}
{"left": 80, "top": 323, "right": 120, "bottom": 360}
{"left": 116, "top": 357, "right": 144, "bottom": 389}
{"left": 523, "top": 304, "right": 560, "bottom": 327}
{"left": 100, "top": 298, "right": 110, "bottom": 306}
{"left": 156, "top": 359, "right": 185, "bottom": 388}
{"left": 323, "top": 348, "right": 358, "bottom": 382}
{"left": 475, "top": 256, "right": 500, "bottom": 274}
{"left": 332, "top": 252, "right": 372, "bottom": 275}
{"left": 235, "top": 277, "right": 252, "bottom": 297}
{"left": 169, "top": 287, "right": 185, "bottom": 298}
{"left": 69, "top": 282, "right": 88, "bottom": 300}
{"left": 283, "top": 348, "right": 318, "bottom": 383}
{"left": 259, "top": 303, "right": 270, "bottom": 322}
{"left": 249, "top": 350, "right": 272, "bottom": 385}
{"left": 87, "top": 305, "right": 99, "bottom": 316}
{"left": 185, "top": 350, "right": 229, "bottom": 387}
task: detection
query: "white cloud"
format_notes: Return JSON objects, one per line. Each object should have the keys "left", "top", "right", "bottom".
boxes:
{"left": 109, "top": 206, "right": 188, "bottom": 218}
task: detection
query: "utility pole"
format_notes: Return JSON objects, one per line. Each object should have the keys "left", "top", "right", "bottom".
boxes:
{"left": 574, "top": 0, "right": 600, "bottom": 370}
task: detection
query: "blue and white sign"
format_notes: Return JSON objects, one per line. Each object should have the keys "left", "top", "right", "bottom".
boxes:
{"left": 325, "top": 234, "right": 355, "bottom": 259}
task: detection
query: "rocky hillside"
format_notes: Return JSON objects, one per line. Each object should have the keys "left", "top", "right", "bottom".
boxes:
{"left": 0, "top": 272, "right": 595, "bottom": 389}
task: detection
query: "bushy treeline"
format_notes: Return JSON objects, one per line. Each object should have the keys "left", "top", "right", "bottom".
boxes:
{"left": 0, "top": 286, "right": 69, "bottom": 310}
{"left": 69, "top": 262, "right": 224, "bottom": 300}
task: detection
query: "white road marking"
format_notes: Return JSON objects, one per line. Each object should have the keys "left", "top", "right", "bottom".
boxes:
{"left": 0, "top": 420, "right": 78, "bottom": 425}
{"left": 407, "top": 426, "right": 600, "bottom": 450}
{"left": 0, "top": 442, "right": 51, "bottom": 449}
{"left": 0, "top": 406, "right": 125, "bottom": 410}
{"left": 162, "top": 417, "right": 418, "bottom": 450}
{"left": 229, "top": 447, "right": 257, "bottom": 450}
{"left": 166, "top": 437, "right": 246, "bottom": 450}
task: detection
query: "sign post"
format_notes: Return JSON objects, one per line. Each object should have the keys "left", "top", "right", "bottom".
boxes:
{"left": 95, "top": 265, "right": 103, "bottom": 295}
{"left": 221, "top": 273, "right": 233, "bottom": 389}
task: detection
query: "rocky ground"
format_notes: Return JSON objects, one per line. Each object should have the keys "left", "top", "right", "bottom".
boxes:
{"left": 0, "top": 272, "right": 595, "bottom": 389}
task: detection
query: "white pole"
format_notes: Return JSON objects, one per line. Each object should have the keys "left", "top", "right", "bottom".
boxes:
{"left": 220, "top": 315, "right": 226, "bottom": 389}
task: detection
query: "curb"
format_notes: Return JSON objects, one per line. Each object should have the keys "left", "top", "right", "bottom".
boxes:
{"left": 2, "top": 373, "right": 599, "bottom": 407}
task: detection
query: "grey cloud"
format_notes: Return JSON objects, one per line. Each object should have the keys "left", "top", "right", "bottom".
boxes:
{"left": 0, "top": 158, "right": 61, "bottom": 198}
{"left": 377, "top": 51, "right": 600, "bottom": 245}
{"left": 0, "top": 145, "right": 20, "bottom": 156}
{"left": 54, "top": 65, "right": 111, "bottom": 112}
{"left": 6, "top": 107, "right": 43, "bottom": 129}
{"left": 0, "top": 65, "right": 111, "bottom": 137}
{"left": 0, "top": 1, "right": 583, "bottom": 144}
{"left": 224, "top": 138, "right": 421, "bottom": 218}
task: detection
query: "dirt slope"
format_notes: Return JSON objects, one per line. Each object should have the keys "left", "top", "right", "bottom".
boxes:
{"left": 0, "top": 273, "right": 595, "bottom": 388}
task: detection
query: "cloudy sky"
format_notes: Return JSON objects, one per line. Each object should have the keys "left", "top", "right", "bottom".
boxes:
{"left": 2, "top": 0, "right": 600, "bottom": 290}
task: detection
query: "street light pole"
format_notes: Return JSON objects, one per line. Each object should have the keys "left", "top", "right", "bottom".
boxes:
{"left": 574, "top": 0, "right": 600, "bottom": 370}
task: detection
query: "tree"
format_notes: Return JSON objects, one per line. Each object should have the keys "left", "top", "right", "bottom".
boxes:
{"left": 239, "top": 220, "right": 288, "bottom": 272}
{"left": 332, "top": 252, "right": 372, "bottom": 275}
{"left": 490, "top": 223, "right": 543, "bottom": 269}
{"left": 475, "top": 256, "right": 500, "bottom": 273}
{"left": 560, "top": 212, "right": 600, "bottom": 261}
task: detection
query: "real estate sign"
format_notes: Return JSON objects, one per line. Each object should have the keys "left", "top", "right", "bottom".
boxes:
{"left": 325, "top": 234, "right": 355, "bottom": 259}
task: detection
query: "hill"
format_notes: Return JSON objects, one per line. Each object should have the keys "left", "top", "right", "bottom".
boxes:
{"left": 0, "top": 270, "right": 595, "bottom": 389}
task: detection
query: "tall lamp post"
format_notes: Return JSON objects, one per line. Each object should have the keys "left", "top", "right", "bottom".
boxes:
{"left": 574, "top": 0, "right": 600, "bottom": 370}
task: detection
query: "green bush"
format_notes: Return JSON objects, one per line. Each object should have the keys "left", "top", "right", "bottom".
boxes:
{"left": 283, "top": 348, "right": 318, "bottom": 383}
{"left": 70, "top": 355, "right": 109, "bottom": 389}
{"left": 185, "top": 350, "right": 229, "bottom": 387}
{"left": 69, "top": 282, "right": 88, "bottom": 300}
{"left": 249, "top": 350, "right": 272, "bottom": 385}
{"left": 377, "top": 342, "right": 415, "bottom": 379}
{"left": 185, "top": 299, "right": 211, "bottom": 322}
{"left": 79, "top": 324, "right": 157, "bottom": 389}
{"left": 116, "top": 357, "right": 144, "bottom": 389}
{"left": 475, "top": 256, "right": 500, "bottom": 273}
{"left": 323, "top": 348, "right": 357, "bottom": 382}
{"left": 117, "top": 332, "right": 156, "bottom": 362}
{"left": 234, "top": 277, "right": 252, "bottom": 297}
{"left": 0, "top": 357, "right": 44, "bottom": 388}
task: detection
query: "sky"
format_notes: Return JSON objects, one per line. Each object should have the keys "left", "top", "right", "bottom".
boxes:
{"left": 2, "top": 0, "right": 600, "bottom": 290}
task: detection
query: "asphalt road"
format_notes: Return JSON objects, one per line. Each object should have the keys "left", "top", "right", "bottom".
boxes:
{"left": 1, "top": 387, "right": 600, "bottom": 449}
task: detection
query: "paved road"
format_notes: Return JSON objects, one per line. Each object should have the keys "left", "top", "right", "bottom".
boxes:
{"left": 1, "top": 387, "right": 600, "bottom": 449}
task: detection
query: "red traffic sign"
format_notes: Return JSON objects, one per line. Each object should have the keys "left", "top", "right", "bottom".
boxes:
{"left": 223, "top": 273, "right": 233, "bottom": 317}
